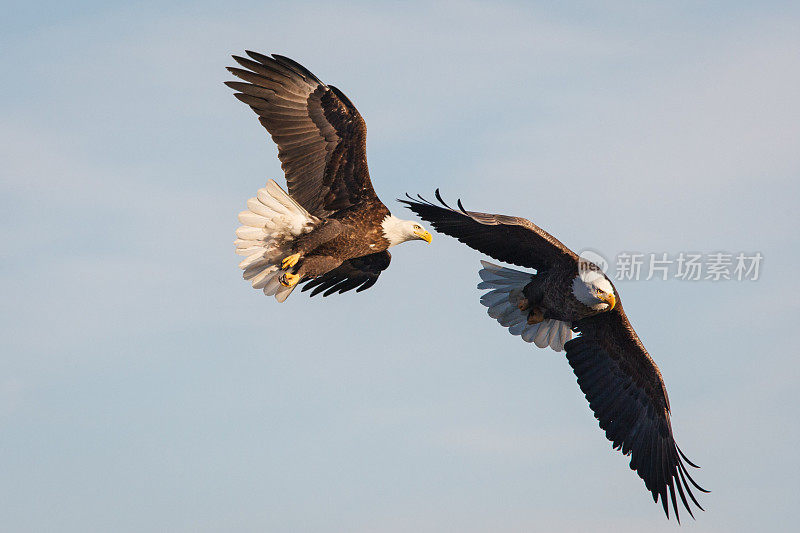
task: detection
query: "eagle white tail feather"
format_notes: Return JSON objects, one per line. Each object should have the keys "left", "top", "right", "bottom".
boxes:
{"left": 235, "top": 179, "right": 319, "bottom": 302}
{"left": 477, "top": 261, "right": 572, "bottom": 352}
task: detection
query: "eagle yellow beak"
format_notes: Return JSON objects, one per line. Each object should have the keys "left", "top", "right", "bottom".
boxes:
{"left": 415, "top": 229, "right": 433, "bottom": 243}
{"left": 602, "top": 293, "right": 616, "bottom": 311}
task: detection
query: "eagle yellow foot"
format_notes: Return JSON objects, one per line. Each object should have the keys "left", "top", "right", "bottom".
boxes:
{"left": 281, "top": 253, "right": 301, "bottom": 270}
{"left": 279, "top": 272, "right": 301, "bottom": 287}
{"left": 527, "top": 307, "right": 544, "bottom": 325}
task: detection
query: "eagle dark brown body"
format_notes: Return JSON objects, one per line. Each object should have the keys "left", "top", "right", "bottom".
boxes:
{"left": 305, "top": 202, "right": 391, "bottom": 259}
{"left": 522, "top": 265, "right": 606, "bottom": 323}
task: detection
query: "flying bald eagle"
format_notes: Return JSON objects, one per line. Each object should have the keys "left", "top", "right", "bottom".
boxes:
{"left": 402, "top": 192, "right": 707, "bottom": 521}
{"left": 227, "top": 52, "right": 431, "bottom": 301}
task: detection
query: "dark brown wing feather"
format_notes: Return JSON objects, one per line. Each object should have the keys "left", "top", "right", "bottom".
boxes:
{"left": 400, "top": 191, "right": 577, "bottom": 272}
{"left": 300, "top": 251, "right": 391, "bottom": 297}
{"left": 566, "top": 300, "right": 707, "bottom": 521}
{"left": 226, "top": 52, "right": 381, "bottom": 217}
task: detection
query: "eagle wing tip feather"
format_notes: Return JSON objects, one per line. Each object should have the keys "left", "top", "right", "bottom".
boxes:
{"left": 244, "top": 50, "right": 267, "bottom": 62}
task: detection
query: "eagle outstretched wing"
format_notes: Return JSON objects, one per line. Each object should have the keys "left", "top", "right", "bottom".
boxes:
{"left": 566, "top": 302, "right": 708, "bottom": 521}
{"left": 404, "top": 191, "right": 706, "bottom": 520}
{"left": 399, "top": 191, "right": 576, "bottom": 272}
{"left": 226, "top": 51, "right": 381, "bottom": 217}
{"left": 300, "top": 251, "right": 391, "bottom": 297}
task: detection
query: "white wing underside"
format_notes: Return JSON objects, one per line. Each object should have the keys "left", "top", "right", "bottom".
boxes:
{"left": 477, "top": 261, "right": 572, "bottom": 352}
{"left": 234, "top": 179, "right": 319, "bottom": 302}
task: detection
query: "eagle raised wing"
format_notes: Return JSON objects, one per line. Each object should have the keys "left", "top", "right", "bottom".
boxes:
{"left": 300, "top": 251, "right": 391, "bottom": 297}
{"left": 566, "top": 301, "right": 708, "bottom": 522}
{"left": 226, "top": 51, "right": 381, "bottom": 217}
{"left": 399, "top": 191, "right": 576, "bottom": 272}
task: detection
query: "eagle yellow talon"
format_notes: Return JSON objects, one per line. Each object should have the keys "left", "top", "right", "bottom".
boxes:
{"left": 282, "top": 253, "right": 301, "bottom": 270}
{"left": 280, "top": 272, "right": 301, "bottom": 287}
{"left": 527, "top": 307, "right": 544, "bottom": 325}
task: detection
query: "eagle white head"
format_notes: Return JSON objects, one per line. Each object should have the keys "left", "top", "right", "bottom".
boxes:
{"left": 572, "top": 267, "right": 616, "bottom": 311}
{"left": 381, "top": 215, "right": 433, "bottom": 247}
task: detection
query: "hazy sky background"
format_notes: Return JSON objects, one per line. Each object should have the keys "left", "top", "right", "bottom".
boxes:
{"left": 2, "top": 1, "right": 798, "bottom": 531}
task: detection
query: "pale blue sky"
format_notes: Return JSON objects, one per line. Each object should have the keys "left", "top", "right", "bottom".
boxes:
{"left": 2, "top": 1, "right": 798, "bottom": 531}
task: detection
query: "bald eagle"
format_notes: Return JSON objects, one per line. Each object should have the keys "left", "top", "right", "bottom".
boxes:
{"left": 227, "top": 52, "right": 431, "bottom": 302}
{"left": 401, "top": 192, "right": 707, "bottom": 521}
